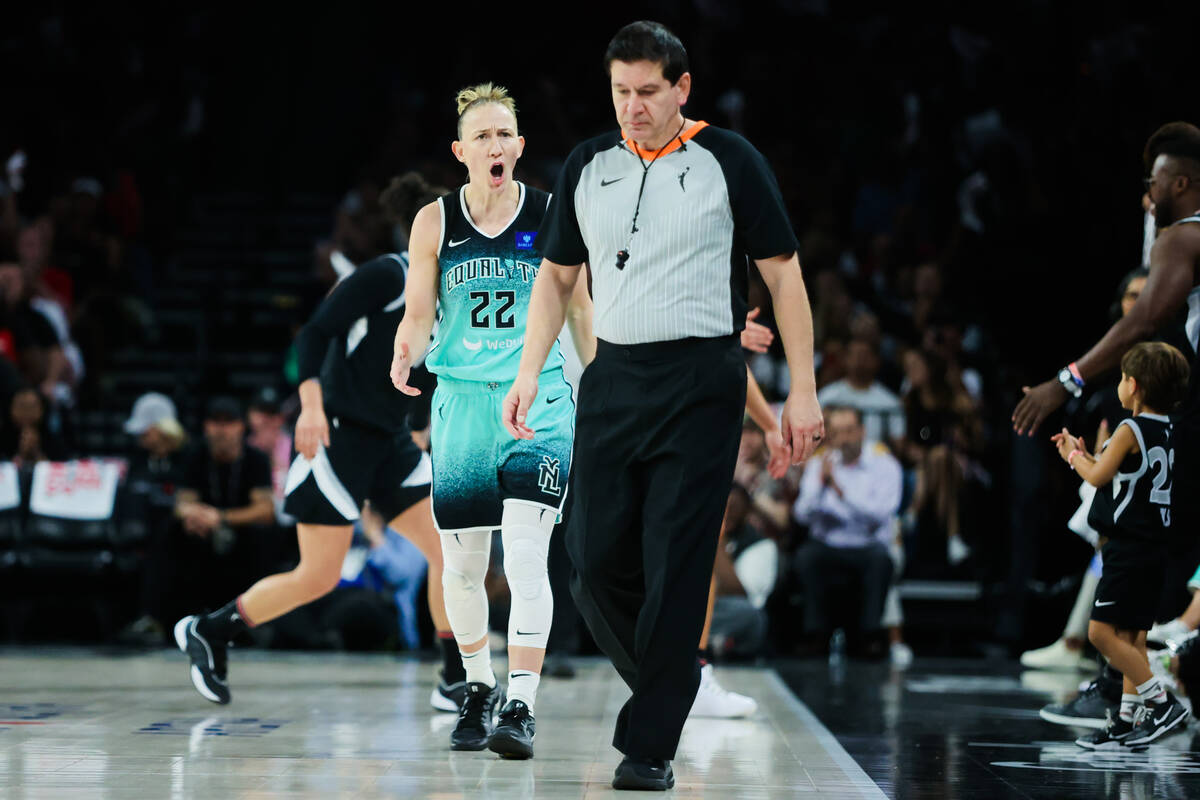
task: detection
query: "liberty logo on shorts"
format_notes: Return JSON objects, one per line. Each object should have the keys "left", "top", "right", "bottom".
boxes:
{"left": 516, "top": 231, "right": 536, "bottom": 250}
{"left": 538, "top": 456, "right": 562, "bottom": 496}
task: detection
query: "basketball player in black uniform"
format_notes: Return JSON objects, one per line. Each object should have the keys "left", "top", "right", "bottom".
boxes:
{"left": 1052, "top": 342, "right": 1190, "bottom": 747}
{"left": 175, "top": 174, "right": 466, "bottom": 710}
{"left": 1014, "top": 122, "right": 1200, "bottom": 626}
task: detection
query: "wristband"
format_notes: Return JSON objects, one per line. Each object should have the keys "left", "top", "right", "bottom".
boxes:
{"left": 1068, "top": 449, "right": 1083, "bottom": 468}
{"left": 1067, "top": 362, "right": 1084, "bottom": 387}
{"left": 1058, "top": 366, "right": 1083, "bottom": 399}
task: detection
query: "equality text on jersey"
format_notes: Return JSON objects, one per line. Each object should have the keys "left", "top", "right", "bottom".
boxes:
{"left": 445, "top": 257, "right": 539, "bottom": 293}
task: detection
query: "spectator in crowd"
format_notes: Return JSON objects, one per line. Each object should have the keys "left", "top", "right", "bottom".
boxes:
{"left": 169, "top": 397, "right": 275, "bottom": 618}
{"left": 245, "top": 385, "right": 293, "bottom": 521}
{"left": 792, "top": 406, "right": 902, "bottom": 655}
{"left": 17, "top": 222, "right": 84, "bottom": 404}
{"left": 900, "top": 347, "right": 981, "bottom": 565}
{"left": 0, "top": 259, "right": 70, "bottom": 398}
{"left": 119, "top": 392, "right": 188, "bottom": 644}
{"left": 708, "top": 485, "right": 778, "bottom": 660}
{"left": 0, "top": 385, "right": 70, "bottom": 466}
{"left": 817, "top": 337, "right": 906, "bottom": 449}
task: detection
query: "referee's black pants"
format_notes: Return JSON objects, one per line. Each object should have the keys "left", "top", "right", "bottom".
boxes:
{"left": 567, "top": 334, "right": 746, "bottom": 761}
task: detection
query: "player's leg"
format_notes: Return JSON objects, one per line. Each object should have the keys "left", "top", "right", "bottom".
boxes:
{"left": 175, "top": 522, "right": 352, "bottom": 704}
{"left": 690, "top": 574, "right": 758, "bottom": 719}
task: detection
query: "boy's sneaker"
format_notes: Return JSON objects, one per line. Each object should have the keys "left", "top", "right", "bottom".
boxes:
{"left": 450, "top": 681, "right": 503, "bottom": 751}
{"left": 488, "top": 699, "right": 535, "bottom": 759}
{"left": 173, "top": 616, "right": 230, "bottom": 705}
{"left": 430, "top": 669, "right": 467, "bottom": 713}
{"left": 1125, "top": 695, "right": 1189, "bottom": 746}
{"left": 1075, "top": 711, "right": 1136, "bottom": 750}
{"left": 1039, "top": 678, "right": 1118, "bottom": 729}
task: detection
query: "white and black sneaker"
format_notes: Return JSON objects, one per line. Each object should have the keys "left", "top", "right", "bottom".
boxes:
{"left": 1125, "top": 695, "right": 1189, "bottom": 747}
{"left": 489, "top": 699, "right": 536, "bottom": 759}
{"left": 173, "top": 616, "right": 230, "bottom": 705}
{"left": 1075, "top": 710, "right": 1136, "bottom": 750}
{"left": 450, "top": 682, "right": 503, "bottom": 751}
{"left": 431, "top": 670, "right": 467, "bottom": 713}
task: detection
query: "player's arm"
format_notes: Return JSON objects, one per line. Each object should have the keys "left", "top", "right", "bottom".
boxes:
{"left": 564, "top": 265, "right": 595, "bottom": 367}
{"left": 390, "top": 202, "right": 441, "bottom": 396}
{"left": 744, "top": 365, "right": 790, "bottom": 479}
{"left": 504, "top": 259, "right": 582, "bottom": 439}
{"left": 1013, "top": 225, "right": 1200, "bottom": 435}
{"left": 756, "top": 253, "right": 823, "bottom": 464}
{"left": 1053, "top": 423, "right": 1136, "bottom": 487}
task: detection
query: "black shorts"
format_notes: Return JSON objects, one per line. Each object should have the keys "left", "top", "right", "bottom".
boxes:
{"left": 282, "top": 416, "right": 431, "bottom": 526}
{"left": 1092, "top": 537, "right": 1169, "bottom": 632}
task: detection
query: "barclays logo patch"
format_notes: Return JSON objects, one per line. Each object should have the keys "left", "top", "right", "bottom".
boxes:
{"left": 516, "top": 231, "right": 536, "bottom": 250}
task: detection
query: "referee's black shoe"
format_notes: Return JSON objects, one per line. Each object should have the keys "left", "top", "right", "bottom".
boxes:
{"left": 488, "top": 699, "right": 535, "bottom": 759}
{"left": 450, "top": 681, "right": 503, "bottom": 751}
{"left": 173, "top": 615, "right": 230, "bottom": 705}
{"left": 612, "top": 757, "right": 675, "bottom": 791}
{"left": 1039, "top": 678, "right": 1118, "bottom": 729}
{"left": 1125, "top": 694, "right": 1189, "bottom": 746}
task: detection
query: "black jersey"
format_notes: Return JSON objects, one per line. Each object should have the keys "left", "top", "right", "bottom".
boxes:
{"left": 294, "top": 254, "right": 413, "bottom": 433}
{"left": 1088, "top": 414, "right": 1175, "bottom": 542}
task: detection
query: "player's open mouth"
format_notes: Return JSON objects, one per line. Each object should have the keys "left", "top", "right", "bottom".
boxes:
{"left": 490, "top": 162, "right": 505, "bottom": 183}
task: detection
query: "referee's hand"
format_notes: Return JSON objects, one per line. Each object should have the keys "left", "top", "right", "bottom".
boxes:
{"left": 295, "top": 406, "right": 330, "bottom": 461}
{"left": 503, "top": 373, "right": 538, "bottom": 440}
{"left": 782, "top": 391, "right": 824, "bottom": 464}
{"left": 390, "top": 341, "right": 422, "bottom": 397}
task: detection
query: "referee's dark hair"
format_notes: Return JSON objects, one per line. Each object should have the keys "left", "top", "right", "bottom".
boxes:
{"left": 1144, "top": 121, "right": 1200, "bottom": 174}
{"left": 604, "top": 21, "right": 689, "bottom": 84}
{"left": 1120, "top": 341, "right": 1190, "bottom": 413}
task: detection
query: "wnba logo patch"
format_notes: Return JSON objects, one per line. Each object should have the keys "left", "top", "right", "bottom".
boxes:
{"left": 537, "top": 456, "right": 562, "bottom": 496}
{"left": 516, "top": 231, "right": 536, "bottom": 250}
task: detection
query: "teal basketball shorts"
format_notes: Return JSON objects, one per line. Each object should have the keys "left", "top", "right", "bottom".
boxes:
{"left": 430, "top": 368, "right": 574, "bottom": 532}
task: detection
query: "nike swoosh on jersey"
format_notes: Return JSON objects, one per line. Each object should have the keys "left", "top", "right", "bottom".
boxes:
{"left": 600, "top": 177, "right": 625, "bottom": 187}
{"left": 448, "top": 237, "right": 471, "bottom": 247}
{"left": 546, "top": 394, "right": 566, "bottom": 405}
{"left": 462, "top": 338, "right": 482, "bottom": 352}
{"left": 1094, "top": 600, "right": 1117, "bottom": 607}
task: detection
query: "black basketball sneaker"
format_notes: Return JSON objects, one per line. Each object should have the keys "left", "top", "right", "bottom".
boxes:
{"left": 1075, "top": 711, "right": 1137, "bottom": 750}
{"left": 1039, "top": 677, "right": 1118, "bottom": 729}
{"left": 450, "top": 681, "right": 503, "bottom": 751}
{"left": 489, "top": 699, "right": 536, "bottom": 759}
{"left": 1125, "top": 694, "right": 1190, "bottom": 746}
{"left": 431, "top": 669, "right": 467, "bottom": 713}
{"left": 174, "top": 615, "right": 230, "bottom": 705}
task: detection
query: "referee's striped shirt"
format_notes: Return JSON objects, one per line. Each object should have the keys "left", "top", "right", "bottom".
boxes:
{"left": 539, "top": 121, "right": 798, "bottom": 346}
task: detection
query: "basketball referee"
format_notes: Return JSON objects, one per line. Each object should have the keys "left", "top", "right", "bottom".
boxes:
{"left": 503, "top": 21, "right": 822, "bottom": 791}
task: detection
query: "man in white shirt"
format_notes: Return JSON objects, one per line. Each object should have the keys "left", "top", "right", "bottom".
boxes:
{"left": 792, "top": 406, "right": 902, "bottom": 646}
{"left": 817, "top": 338, "right": 904, "bottom": 447}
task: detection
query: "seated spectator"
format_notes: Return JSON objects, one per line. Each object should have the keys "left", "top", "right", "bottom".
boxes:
{"left": 18, "top": 222, "right": 84, "bottom": 404}
{"left": 710, "top": 485, "right": 778, "bottom": 659}
{"left": 817, "top": 337, "right": 906, "bottom": 450}
{"left": 246, "top": 386, "right": 294, "bottom": 523}
{"left": 0, "top": 385, "right": 70, "bottom": 466}
{"left": 118, "top": 392, "right": 188, "bottom": 644}
{"left": 900, "top": 348, "right": 982, "bottom": 565}
{"left": 166, "top": 396, "right": 276, "bottom": 619}
{"left": 792, "top": 406, "right": 901, "bottom": 655}
{"left": 0, "top": 259, "right": 69, "bottom": 397}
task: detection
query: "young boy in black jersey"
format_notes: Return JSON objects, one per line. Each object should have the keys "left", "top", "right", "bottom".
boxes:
{"left": 1052, "top": 341, "right": 1191, "bottom": 748}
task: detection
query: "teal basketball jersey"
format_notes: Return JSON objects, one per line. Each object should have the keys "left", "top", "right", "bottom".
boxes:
{"left": 425, "top": 182, "right": 565, "bottom": 382}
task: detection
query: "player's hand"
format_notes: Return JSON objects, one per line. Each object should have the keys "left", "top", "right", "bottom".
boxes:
{"left": 502, "top": 372, "right": 539, "bottom": 440}
{"left": 740, "top": 308, "right": 775, "bottom": 353}
{"left": 295, "top": 405, "right": 330, "bottom": 461}
{"left": 765, "top": 428, "right": 790, "bottom": 479}
{"left": 1012, "top": 379, "right": 1069, "bottom": 436}
{"left": 782, "top": 389, "right": 823, "bottom": 464}
{"left": 390, "top": 341, "right": 422, "bottom": 397}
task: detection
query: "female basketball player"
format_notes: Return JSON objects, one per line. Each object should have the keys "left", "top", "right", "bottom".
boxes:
{"left": 390, "top": 84, "right": 591, "bottom": 759}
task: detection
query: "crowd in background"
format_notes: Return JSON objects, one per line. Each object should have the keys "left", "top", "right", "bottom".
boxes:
{"left": 1, "top": 4, "right": 1197, "bottom": 658}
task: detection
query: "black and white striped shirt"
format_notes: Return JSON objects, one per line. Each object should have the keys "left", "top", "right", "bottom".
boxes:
{"left": 540, "top": 121, "right": 798, "bottom": 345}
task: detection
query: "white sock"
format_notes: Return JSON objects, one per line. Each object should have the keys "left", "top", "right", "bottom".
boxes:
{"left": 461, "top": 647, "right": 496, "bottom": 688}
{"left": 1136, "top": 676, "right": 1167, "bottom": 706}
{"left": 507, "top": 670, "right": 541, "bottom": 710}
{"left": 1119, "top": 693, "right": 1143, "bottom": 723}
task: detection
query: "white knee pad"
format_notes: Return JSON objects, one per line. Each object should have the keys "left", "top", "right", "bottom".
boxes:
{"left": 501, "top": 500, "right": 555, "bottom": 650}
{"left": 439, "top": 528, "right": 492, "bottom": 647}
